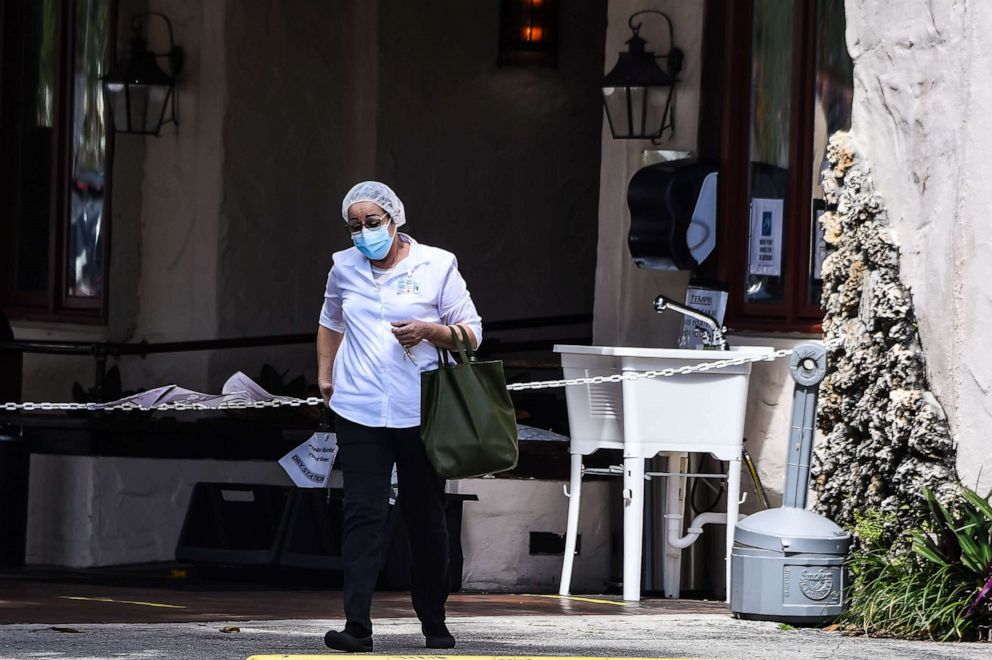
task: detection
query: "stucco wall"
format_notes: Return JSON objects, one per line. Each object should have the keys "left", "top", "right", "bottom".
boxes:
{"left": 16, "top": 0, "right": 611, "bottom": 573}
{"left": 592, "top": 1, "right": 812, "bottom": 509}
{"left": 26, "top": 454, "right": 293, "bottom": 566}
{"left": 211, "top": 0, "right": 379, "bottom": 385}
{"left": 15, "top": 0, "right": 227, "bottom": 399}
{"left": 593, "top": 0, "right": 703, "bottom": 348}
{"left": 452, "top": 479, "right": 612, "bottom": 593}
{"left": 374, "top": 0, "right": 606, "bottom": 324}
{"left": 845, "top": 0, "right": 992, "bottom": 492}
{"left": 16, "top": 0, "right": 607, "bottom": 396}
{"left": 26, "top": 455, "right": 610, "bottom": 592}
{"left": 114, "top": 0, "right": 228, "bottom": 392}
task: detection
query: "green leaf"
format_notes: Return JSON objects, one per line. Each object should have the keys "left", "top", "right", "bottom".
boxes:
{"left": 961, "top": 487, "right": 992, "bottom": 522}
{"left": 912, "top": 533, "right": 949, "bottom": 567}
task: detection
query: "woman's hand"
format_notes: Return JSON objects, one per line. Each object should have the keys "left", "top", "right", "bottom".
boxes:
{"left": 391, "top": 320, "right": 431, "bottom": 349}
{"left": 391, "top": 321, "right": 476, "bottom": 350}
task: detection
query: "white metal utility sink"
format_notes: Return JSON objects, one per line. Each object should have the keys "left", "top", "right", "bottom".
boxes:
{"left": 554, "top": 344, "right": 774, "bottom": 602}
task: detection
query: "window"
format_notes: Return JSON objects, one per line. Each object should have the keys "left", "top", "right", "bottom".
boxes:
{"left": 0, "top": 0, "right": 115, "bottom": 322}
{"left": 700, "top": 0, "right": 852, "bottom": 332}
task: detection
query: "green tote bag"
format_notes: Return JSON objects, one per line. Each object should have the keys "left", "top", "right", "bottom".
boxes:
{"left": 420, "top": 326, "right": 518, "bottom": 479}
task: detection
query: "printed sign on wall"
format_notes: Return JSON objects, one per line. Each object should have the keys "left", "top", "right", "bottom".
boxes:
{"left": 680, "top": 286, "right": 729, "bottom": 349}
{"left": 749, "top": 198, "right": 784, "bottom": 277}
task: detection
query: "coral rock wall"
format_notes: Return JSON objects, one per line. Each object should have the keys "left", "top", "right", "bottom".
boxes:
{"left": 813, "top": 132, "right": 957, "bottom": 542}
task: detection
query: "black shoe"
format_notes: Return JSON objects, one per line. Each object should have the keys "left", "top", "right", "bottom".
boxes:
{"left": 324, "top": 628, "right": 373, "bottom": 652}
{"left": 423, "top": 622, "right": 455, "bottom": 649}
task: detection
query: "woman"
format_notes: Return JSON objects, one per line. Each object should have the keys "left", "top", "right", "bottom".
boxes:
{"left": 317, "top": 181, "right": 482, "bottom": 652}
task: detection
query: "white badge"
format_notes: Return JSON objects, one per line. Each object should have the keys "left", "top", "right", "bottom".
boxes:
{"left": 397, "top": 276, "right": 421, "bottom": 295}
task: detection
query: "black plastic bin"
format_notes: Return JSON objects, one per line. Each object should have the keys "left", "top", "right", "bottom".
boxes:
{"left": 278, "top": 489, "right": 477, "bottom": 591}
{"left": 176, "top": 483, "right": 293, "bottom": 565}
{"left": 278, "top": 487, "right": 347, "bottom": 571}
{"left": 178, "top": 482, "right": 477, "bottom": 591}
{"left": 0, "top": 427, "right": 29, "bottom": 567}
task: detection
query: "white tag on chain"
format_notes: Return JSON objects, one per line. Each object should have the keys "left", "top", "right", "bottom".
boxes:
{"left": 278, "top": 432, "right": 338, "bottom": 488}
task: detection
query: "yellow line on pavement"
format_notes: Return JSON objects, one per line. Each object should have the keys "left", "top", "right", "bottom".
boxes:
{"left": 527, "top": 594, "right": 629, "bottom": 606}
{"left": 58, "top": 595, "right": 187, "bottom": 609}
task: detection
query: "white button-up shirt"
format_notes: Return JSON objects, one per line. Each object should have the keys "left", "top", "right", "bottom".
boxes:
{"left": 319, "top": 234, "right": 483, "bottom": 428}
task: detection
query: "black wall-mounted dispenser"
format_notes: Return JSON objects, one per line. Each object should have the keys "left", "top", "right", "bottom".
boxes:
{"left": 627, "top": 159, "right": 719, "bottom": 271}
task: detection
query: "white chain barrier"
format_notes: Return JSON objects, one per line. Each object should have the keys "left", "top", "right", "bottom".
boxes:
{"left": 0, "top": 337, "right": 843, "bottom": 413}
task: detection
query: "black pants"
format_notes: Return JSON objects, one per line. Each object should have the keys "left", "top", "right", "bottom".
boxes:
{"left": 335, "top": 414, "right": 449, "bottom": 634}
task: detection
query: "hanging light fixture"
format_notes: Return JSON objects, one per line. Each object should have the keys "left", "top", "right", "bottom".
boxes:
{"left": 101, "top": 13, "right": 184, "bottom": 136}
{"left": 602, "top": 10, "right": 683, "bottom": 141}
{"left": 498, "top": 0, "right": 559, "bottom": 67}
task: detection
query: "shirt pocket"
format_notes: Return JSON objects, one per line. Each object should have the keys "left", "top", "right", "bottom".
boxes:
{"left": 386, "top": 274, "right": 440, "bottom": 323}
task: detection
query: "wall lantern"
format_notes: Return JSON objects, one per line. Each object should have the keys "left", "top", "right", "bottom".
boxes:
{"left": 602, "top": 10, "right": 683, "bottom": 141}
{"left": 101, "top": 13, "right": 184, "bottom": 136}
{"left": 498, "top": 0, "right": 559, "bottom": 67}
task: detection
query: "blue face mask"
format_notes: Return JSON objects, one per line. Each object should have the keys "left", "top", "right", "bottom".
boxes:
{"left": 352, "top": 224, "right": 394, "bottom": 261}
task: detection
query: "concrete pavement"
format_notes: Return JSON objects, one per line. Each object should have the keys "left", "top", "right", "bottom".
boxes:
{"left": 2, "top": 613, "right": 989, "bottom": 660}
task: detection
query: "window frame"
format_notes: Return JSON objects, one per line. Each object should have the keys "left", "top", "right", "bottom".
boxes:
{"left": 0, "top": 0, "right": 116, "bottom": 324}
{"left": 702, "top": 0, "right": 827, "bottom": 334}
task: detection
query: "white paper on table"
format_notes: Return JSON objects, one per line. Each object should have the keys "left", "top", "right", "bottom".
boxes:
{"left": 94, "top": 372, "right": 303, "bottom": 411}
{"left": 222, "top": 371, "right": 292, "bottom": 402}
{"left": 97, "top": 385, "right": 177, "bottom": 409}
{"left": 748, "top": 198, "right": 784, "bottom": 277}
{"left": 279, "top": 431, "right": 338, "bottom": 488}
{"left": 96, "top": 384, "right": 222, "bottom": 409}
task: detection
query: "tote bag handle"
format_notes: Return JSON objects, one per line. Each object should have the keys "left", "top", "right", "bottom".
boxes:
{"left": 434, "top": 325, "right": 476, "bottom": 366}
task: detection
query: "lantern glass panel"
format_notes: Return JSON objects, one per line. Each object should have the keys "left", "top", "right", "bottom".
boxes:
{"left": 644, "top": 86, "right": 670, "bottom": 137}
{"left": 105, "top": 83, "right": 129, "bottom": 132}
{"left": 627, "top": 86, "right": 644, "bottom": 136}
{"left": 603, "top": 86, "right": 630, "bottom": 138}
{"left": 125, "top": 83, "right": 170, "bottom": 134}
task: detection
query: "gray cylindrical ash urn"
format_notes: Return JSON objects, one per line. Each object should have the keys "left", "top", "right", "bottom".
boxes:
{"left": 731, "top": 507, "right": 851, "bottom": 623}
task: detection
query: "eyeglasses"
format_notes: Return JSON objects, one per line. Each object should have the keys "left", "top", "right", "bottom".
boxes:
{"left": 347, "top": 214, "right": 390, "bottom": 234}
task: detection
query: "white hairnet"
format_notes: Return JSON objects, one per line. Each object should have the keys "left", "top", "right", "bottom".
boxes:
{"left": 341, "top": 181, "right": 406, "bottom": 227}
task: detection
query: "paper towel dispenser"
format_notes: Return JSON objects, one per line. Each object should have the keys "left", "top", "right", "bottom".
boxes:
{"left": 627, "top": 159, "right": 718, "bottom": 271}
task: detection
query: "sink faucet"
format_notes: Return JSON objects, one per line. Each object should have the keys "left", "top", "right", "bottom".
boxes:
{"left": 653, "top": 295, "right": 729, "bottom": 350}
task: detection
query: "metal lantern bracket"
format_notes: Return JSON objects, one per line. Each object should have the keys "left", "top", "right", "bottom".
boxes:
{"left": 627, "top": 10, "right": 684, "bottom": 79}
{"left": 601, "top": 9, "right": 684, "bottom": 143}
{"left": 130, "top": 12, "right": 184, "bottom": 126}
{"left": 102, "top": 11, "right": 185, "bottom": 136}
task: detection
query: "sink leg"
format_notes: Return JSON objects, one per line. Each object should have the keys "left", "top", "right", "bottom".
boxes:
{"left": 725, "top": 456, "right": 742, "bottom": 604}
{"left": 622, "top": 456, "right": 644, "bottom": 602}
{"left": 662, "top": 452, "right": 688, "bottom": 598}
{"left": 559, "top": 453, "right": 583, "bottom": 596}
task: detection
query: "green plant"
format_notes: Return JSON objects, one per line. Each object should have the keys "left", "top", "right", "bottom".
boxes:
{"left": 842, "top": 485, "right": 992, "bottom": 641}
{"left": 844, "top": 545, "right": 977, "bottom": 640}
{"left": 256, "top": 364, "right": 308, "bottom": 398}
{"left": 853, "top": 508, "right": 894, "bottom": 547}
{"left": 72, "top": 365, "right": 134, "bottom": 403}
{"left": 912, "top": 488, "right": 992, "bottom": 575}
